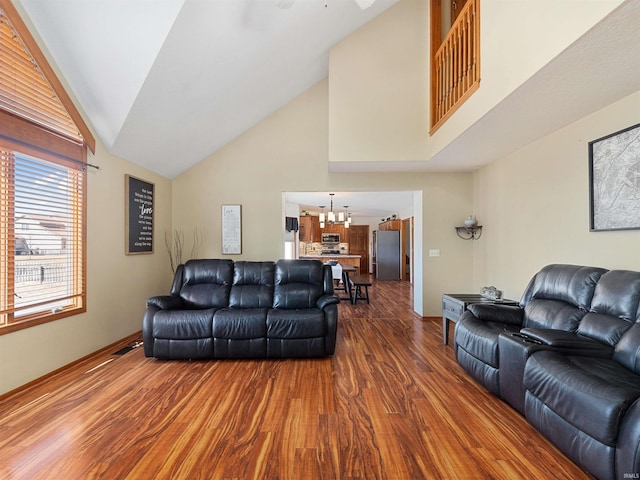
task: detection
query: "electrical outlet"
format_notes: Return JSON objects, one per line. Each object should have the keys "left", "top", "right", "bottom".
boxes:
{"left": 429, "top": 249, "right": 440, "bottom": 257}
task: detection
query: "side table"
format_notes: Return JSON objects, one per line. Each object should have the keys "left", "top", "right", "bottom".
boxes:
{"left": 442, "top": 294, "right": 518, "bottom": 345}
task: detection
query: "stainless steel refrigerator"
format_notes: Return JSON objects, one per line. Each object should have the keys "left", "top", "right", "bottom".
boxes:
{"left": 375, "top": 230, "right": 401, "bottom": 280}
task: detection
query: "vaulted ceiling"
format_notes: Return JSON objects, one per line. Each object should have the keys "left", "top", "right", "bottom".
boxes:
{"left": 17, "top": 0, "right": 399, "bottom": 179}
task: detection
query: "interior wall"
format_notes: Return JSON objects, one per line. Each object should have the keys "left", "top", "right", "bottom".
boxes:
{"left": 0, "top": 144, "right": 172, "bottom": 396}
{"left": 431, "top": 0, "right": 624, "bottom": 158}
{"left": 472, "top": 88, "right": 640, "bottom": 301}
{"left": 328, "top": 0, "right": 429, "bottom": 165}
{"left": 172, "top": 79, "right": 474, "bottom": 317}
{"left": 0, "top": 5, "right": 174, "bottom": 396}
{"left": 328, "top": 0, "right": 623, "bottom": 166}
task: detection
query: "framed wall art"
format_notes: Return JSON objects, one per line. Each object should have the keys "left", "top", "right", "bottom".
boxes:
{"left": 125, "top": 174, "right": 154, "bottom": 254}
{"left": 589, "top": 122, "right": 640, "bottom": 232}
{"left": 222, "top": 204, "right": 242, "bottom": 254}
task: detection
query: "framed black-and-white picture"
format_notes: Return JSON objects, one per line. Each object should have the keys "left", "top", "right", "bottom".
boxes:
{"left": 589, "top": 122, "right": 640, "bottom": 231}
{"left": 222, "top": 204, "right": 242, "bottom": 254}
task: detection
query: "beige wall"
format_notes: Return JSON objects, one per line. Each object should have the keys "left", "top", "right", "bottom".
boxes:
{"left": 328, "top": 0, "right": 429, "bottom": 164}
{"left": 172, "top": 79, "right": 475, "bottom": 317}
{"left": 0, "top": 143, "right": 172, "bottom": 395}
{"left": 433, "top": 0, "right": 623, "bottom": 156}
{"left": 0, "top": 6, "right": 174, "bottom": 396}
{"left": 328, "top": 0, "right": 623, "bottom": 165}
{"left": 472, "top": 88, "right": 640, "bottom": 301}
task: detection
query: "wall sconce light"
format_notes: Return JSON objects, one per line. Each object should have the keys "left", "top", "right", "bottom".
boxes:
{"left": 455, "top": 215, "right": 482, "bottom": 240}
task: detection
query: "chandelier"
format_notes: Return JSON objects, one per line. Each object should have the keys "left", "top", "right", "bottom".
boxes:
{"left": 319, "top": 193, "right": 352, "bottom": 229}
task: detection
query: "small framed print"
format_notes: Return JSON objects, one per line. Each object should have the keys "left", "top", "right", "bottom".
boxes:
{"left": 221, "top": 204, "right": 242, "bottom": 254}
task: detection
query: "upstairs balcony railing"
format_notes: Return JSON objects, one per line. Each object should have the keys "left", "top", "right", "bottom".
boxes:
{"left": 430, "top": 0, "right": 480, "bottom": 133}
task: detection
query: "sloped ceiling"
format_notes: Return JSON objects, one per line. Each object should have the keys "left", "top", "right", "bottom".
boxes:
{"left": 17, "top": 0, "right": 399, "bottom": 179}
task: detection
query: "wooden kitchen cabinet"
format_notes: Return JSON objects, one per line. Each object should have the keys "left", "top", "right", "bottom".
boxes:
{"left": 299, "top": 216, "right": 320, "bottom": 242}
{"left": 379, "top": 219, "right": 401, "bottom": 231}
{"left": 322, "top": 222, "right": 348, "bottom": 242}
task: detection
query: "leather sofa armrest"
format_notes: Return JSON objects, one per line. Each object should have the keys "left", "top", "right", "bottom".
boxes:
{"left": 617, "top": 398, "right": 640, "bottom": 476}
{"left": 521, "top": 328, "right": 612, "bottom": 355}
{"left": 146, "top": 295, "right": 184, "bottom": 310}
{"left": 467, "top": 304, "right": 524, "bottom": 326}
{"left": 317, "top": 294, "right": 340, "bottom": 310}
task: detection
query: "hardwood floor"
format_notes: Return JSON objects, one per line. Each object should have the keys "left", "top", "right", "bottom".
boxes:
{"left": 0, "top": 279, "right": 592, "bottom": 479}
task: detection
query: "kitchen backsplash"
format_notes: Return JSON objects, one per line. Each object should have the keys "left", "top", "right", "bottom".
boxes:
{"left": 300, "top": 242, "right": 349, "bottom": 255}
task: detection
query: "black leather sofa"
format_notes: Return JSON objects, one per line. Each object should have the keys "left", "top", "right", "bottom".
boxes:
{"left": 454, "top": 264, "right": 640, "bottom": 480}
{"left": 142, "top": 259, "right": 339, "bottom": 360}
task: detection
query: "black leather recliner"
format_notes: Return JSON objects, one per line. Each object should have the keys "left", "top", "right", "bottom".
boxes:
{"left": 142, "top": 259, "right": 339, "bottom": 360}
{"left": 453, "top": 264, "right": 640, "bottom": 480}
{"left": 454, "top": 264, "right": 606, "bottom": 396}
{"left": 523, "top": 269, "right": 640, "bottom": 480}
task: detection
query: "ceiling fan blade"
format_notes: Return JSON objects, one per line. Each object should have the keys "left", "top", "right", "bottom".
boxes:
{"left": 354, "top": 0, "right": 376, "bottom": 9}
{"left": 275, "top": 0, "right": 295, "bottom": 8}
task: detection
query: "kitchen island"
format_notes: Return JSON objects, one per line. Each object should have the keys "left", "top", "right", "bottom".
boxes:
{"left": 300, "top": 255, "right": 361, "bottom": 274}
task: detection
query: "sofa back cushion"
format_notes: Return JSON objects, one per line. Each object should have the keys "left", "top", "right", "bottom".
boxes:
{"left": 179, "top": 259, "right": 233, "bottom": 309}
{"left": 229, "top": 261, "right": 275, "bottom": 308}
{"left": 273, "top": 259, "right": 324, "bottom": 309}
{"left": 614, "top": 323, "right": 640, "bottom": 374}
{"left": 521, "top": 264, "right": 606, "bottom": 330}
{"left": 578, "top": 270, "right": 640, "bottom": 346}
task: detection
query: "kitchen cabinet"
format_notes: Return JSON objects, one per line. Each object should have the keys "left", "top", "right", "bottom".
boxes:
{"left": 321, "top": 222, "right": 348, "bottom": 243}
{"left": 379, "top": 219, "right": 401, "bottom": 231}
{"left": 299, "top": 215, "right": 320, "bottom": 242}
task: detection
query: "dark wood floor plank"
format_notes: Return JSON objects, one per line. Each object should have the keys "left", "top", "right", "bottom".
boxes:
{"left": 0, "top": 278, "right": 592, "bottom": 480}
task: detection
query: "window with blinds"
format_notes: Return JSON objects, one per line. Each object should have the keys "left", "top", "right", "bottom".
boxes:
{"left": 0, "top": 0, "right": 92, "bottom": 333}
{"left": 0, "top": 148, "right": 85, "bottom": 328}
{"left": 0, "top": 13, "right": 80, "bottom": 141}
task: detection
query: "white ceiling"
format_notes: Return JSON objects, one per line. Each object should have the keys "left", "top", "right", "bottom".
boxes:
{"left": 17, "top": 0, "right": 399, "bottom": 179}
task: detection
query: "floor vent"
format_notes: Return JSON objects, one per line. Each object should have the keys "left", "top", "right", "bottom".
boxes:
{"left": 112, "top": 346, "right": 134, "bottom": 355}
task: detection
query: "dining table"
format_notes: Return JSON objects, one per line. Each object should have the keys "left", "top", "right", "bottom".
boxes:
{"left": 339, "top": 265, "right": 357, "bottom": 301}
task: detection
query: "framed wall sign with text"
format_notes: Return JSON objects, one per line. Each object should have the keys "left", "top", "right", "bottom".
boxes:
{"left": 222, "top": 204, "right": 242, "bottom": 255}
{"left": 125, "top": 175, "right": 154, "bottom": 254}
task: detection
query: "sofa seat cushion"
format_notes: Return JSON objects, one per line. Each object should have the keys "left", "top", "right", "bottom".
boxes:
{"left": 455, "top": 315, "right": 521, "bottom": 368}
{"left": 153, "top": 308, "right": 216, "bottom": 339}
{"left": 524, "top": 350, "right": 640, "bottom": 446}
{"left": 213, "top": 308, "right": 268, "bottom": 339}
{"left": 267, "top": 309, "right": 325, "bottom": 339}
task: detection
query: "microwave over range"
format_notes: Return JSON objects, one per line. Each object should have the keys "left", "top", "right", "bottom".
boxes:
{"left": 321, "top": 233, "right": 340, "bottom": 244}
